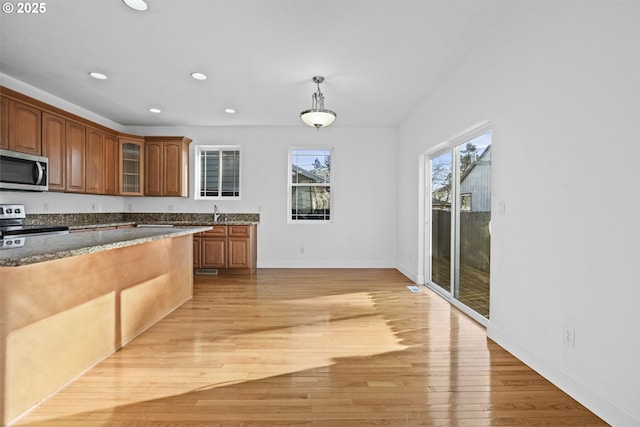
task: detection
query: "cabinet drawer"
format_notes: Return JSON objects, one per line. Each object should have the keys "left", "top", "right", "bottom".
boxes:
{"left": 228, "top": 225, "right": 250, "bottom": 237}
{"left": 198, "top": 226, "right": 227, "bottom": 237}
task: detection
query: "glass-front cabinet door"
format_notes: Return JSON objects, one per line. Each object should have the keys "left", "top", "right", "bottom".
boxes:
{"left": 118, "top": 136, "right": 144, "bottom": 196}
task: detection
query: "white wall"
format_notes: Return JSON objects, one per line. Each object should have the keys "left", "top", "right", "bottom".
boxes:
{"left": 122, "top": 125, "right": 398, "bottom": 268}
{"left": 396, "top": 2, "right": 640, "bottom": 425}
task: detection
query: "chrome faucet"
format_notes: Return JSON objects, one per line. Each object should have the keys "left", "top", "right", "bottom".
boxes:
{"left": 214, "top": 205, "right": 220, "bottom": 222}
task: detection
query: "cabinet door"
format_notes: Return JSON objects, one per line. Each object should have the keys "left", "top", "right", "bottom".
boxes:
{"left": 193, "top": 237, "right": 201, "bottom": 268}
{"left": 0, "top": 96, "right": 8, "bottom": 149}
{"left": 9, "top": 99, "right": 41, "bottom": 154}
{"left": 41, "top": 112, "right": 66, "bottom": 191}
{"left": 65, "top": 120, "right": 86, "bottom": 193}
{"left": 85, "top": 127, "right": 104, "bottom": 194}
{"left": 144, "top": 141, "right": 163, "bottom": 196}
{"left": 201, "top": 238, "right": 227, "bottom": 268}
{"left": 227, "top": 237, "right": 250, "bottom": 268}
{"left": 104, "top": 133, "right": 118, "bottom": 195}
{"left": 119, "top": 137, "right": 144, "bottom": 196}
{"left": 163, "top": 141, "right": 182, "bottom": 196}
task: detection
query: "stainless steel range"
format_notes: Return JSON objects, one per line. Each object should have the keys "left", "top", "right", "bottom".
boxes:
{"left": 0, "top": 204, "right": 69, "bottom": 248}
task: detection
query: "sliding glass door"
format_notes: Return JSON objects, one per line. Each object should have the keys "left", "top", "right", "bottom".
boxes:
{"left": 428, "top": 130, "right": 492, "bottom": 319}
{"left": 430, "top": 151, "right": 453, "bottom": 293}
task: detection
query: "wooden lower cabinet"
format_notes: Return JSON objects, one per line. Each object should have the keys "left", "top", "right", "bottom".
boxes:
{"left": 193, "top": 224, "right": 256, "bottom": 274}
{"left": 201, "top": 237, "right": 227, "bottom": 268}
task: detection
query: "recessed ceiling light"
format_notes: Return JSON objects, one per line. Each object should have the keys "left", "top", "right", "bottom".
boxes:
{"left": 225, "top": 108, "right": 236, "bottom": 114}
{"left": 191, "top": 72, "right": 207, "bottom": 80}
{"left": 149, "top": 108, "right": 162, "bottom": 114}
{"left": 89, "top": 72, "right": 107, "bottom": 80}
{"left": 122, "top": 0, "right": 148, "bottom": 11}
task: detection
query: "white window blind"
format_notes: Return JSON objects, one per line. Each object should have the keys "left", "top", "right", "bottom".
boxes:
{"left": 196, "top": 146, "right": 241, "bottom": 199}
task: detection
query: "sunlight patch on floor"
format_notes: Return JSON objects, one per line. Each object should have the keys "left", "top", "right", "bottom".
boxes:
{"left": 18, "top": 292, "right": 407, "bottom": 423}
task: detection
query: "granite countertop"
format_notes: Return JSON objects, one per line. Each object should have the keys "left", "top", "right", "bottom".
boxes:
{"left": 25, "top": 212, "right": 260, "bottom": 228}
{"left": 68, "top": 222, "right": 137, "bottom": 230}
{"left": 136, "top": 220, "right": 260, "bottom": 226}
{"left": 67, "top": 220, "right": 258, "bottom": 231}
{"left": 0, "top": 226, "right": 212, "bottom": 267}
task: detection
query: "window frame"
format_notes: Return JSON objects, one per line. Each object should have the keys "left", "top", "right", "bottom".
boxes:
{"left": 288, "top": 147, "right": 334, "bottom": 224}
{"left": 194, "top": 145, "right": 242, "bottom": 200}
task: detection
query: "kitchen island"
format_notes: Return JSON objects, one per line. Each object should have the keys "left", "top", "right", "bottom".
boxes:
{"left": 0, "top": 226, "right": 211, "bottom": 426}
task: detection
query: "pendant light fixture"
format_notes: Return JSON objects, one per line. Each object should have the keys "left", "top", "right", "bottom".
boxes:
{"left": 300, "top": 76, "right": 336, "bottom": 129}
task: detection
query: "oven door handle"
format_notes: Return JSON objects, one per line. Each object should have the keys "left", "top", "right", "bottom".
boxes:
{"left": 34, "top": 161, "right": 44, "bottom": 185}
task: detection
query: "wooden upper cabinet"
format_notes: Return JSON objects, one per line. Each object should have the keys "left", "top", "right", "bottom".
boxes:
{"left": 118, "top": 135, "right": 144, "bottom": 196}
{"left": 144, "top": 140, "right": 163, "bottom": 196}
{"left": 85, "top": 127, "right": 105, "bottom": 194}
{"left": 104, "top": 133, "right": 118, "bottom": 196}
{"left": 144, "top": 136, "right": 191, "bottom": 197}
{"left": 163, "top": 140, "right": 183, "bottom": 197}
{"left": 65, "top": 120, "right": 86, "bottom": 193}
{"left": 0, "top": 96, "right": 8, "bottom": 149}
{"left": 8, "top": 99, "right": 41, "bottom": 155}
{"left": 41, "top": 112, "right": 66, "bottom": 192}
{"left": 1, "top": 88, "right": 199, "bottom": 199}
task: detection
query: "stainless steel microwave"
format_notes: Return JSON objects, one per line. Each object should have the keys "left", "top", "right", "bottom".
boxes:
{"left": 0, "top": 149, "right": 49, "bottom": 191}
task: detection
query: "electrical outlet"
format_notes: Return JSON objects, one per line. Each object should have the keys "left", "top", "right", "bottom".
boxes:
{"left": 300, "top": 247, "right": 304, "bottom": 254}
{"left": 127, "top": 204, "right": 132, "bottom": 212}
{"left": 168, "top": 205, "right": 174, "bottom": 212}
{"left": 91, "top": 203, "right": 96, "bottom": 212}
{"left": 43, "top": 202, "right": 49, "bottom": 212}
{"left": 563, "top": 326, "right": 575, "bottom": 348}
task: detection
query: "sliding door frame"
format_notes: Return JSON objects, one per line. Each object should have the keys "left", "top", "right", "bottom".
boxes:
{"left": 418, "top": 121, "right": 492, "bottom": 326}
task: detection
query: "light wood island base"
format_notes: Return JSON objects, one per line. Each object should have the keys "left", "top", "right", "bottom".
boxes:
{"left": 0, "top": 234, "right": 193, "bottom": 426}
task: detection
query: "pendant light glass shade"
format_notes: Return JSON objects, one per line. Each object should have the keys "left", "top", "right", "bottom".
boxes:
{"left": 300, "top": 76, "right": 336, "bottom": 129}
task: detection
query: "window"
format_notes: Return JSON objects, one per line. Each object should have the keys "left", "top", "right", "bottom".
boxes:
{"left": 195, "top": 146, "right": 241, "bottom": 199}
{"left": 460, "top": 193, "right": 472, "bottom": 211}
{"left": 289, "top": 148, "right": 332, "bottom": 222}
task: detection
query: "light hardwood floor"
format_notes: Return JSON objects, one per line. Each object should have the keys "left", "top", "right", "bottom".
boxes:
{"left": 14, "top": 269, "right": 607, "bottom": 426}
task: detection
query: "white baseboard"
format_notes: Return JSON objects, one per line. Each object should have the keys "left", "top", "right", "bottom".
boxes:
{"left": 395, "top": 265, "right": 419, "bottom": 283}
{"left": 257, "top": 260, "right": 396, "bottom": 269}
{"left": 487, "top": 324, "right": 639, "bottom": 427}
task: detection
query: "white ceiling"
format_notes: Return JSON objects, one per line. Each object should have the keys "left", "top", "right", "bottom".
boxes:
{"left": 0, "top": 0, "right": 515, "bottom": 128}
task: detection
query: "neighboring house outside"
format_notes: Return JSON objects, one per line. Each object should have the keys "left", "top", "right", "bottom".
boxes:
{"left": 431, "top": 145, "right": 491, "bottom": 212}
{"left": 291, "top": 165, "right": 330, "bottom": 220}
{"left": 460, "top": 145, "right": 491, "bottom": 213}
